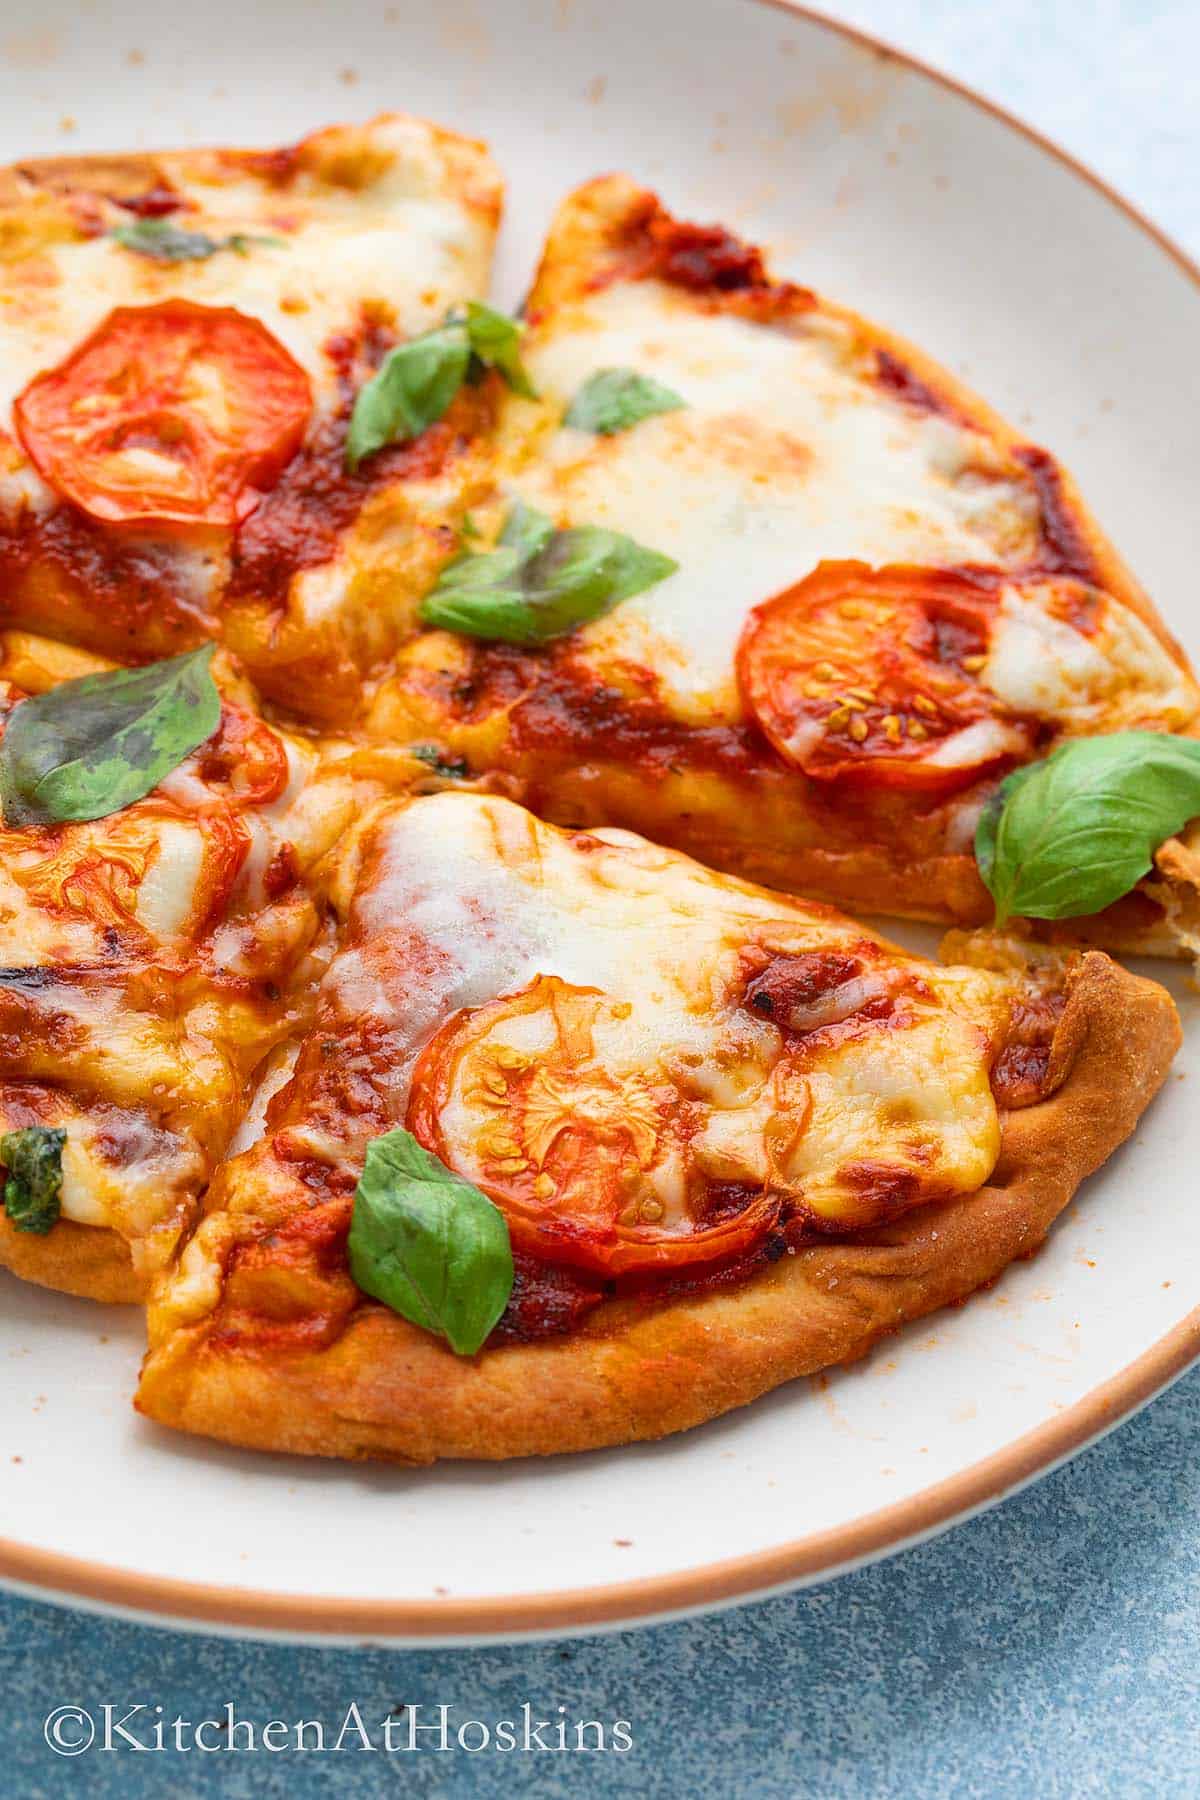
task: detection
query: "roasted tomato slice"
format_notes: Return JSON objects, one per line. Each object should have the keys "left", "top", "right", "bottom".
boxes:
{"left": 189, "top": 705, "right": 290, "bottom": 810}
{"left": 408, "top": 975, "right": 779, "bottom": 1277}
{"left": 737, "top": 561, "right": 1036, "bottom": 792}
{"left": 14, "top": 300, "right": 312, "bottom": 528}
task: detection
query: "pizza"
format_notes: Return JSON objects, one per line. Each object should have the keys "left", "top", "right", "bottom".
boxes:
{"left": 0, "top": 629, "right": 345, "bottom": 1301}
{"left": 369, "top": 176, "right": 1200, "bottom": 949}
{"left": 0, "top": 115, "right": 503, "bottom": 723}
{"left": 0, "top": 118, "right": 1190, "bottom": 1470}
{"left": 136, "top": 791, "right": 1179, "bottom": 1461}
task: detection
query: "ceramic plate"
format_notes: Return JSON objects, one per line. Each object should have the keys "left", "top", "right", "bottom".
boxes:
{"left": 0, "top": 0, "right": 1197, "bottom": 1645}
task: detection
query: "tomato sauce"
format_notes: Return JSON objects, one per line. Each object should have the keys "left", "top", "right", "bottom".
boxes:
{"left": 1014, "top": 445, "right": 1097, "bottom": 583}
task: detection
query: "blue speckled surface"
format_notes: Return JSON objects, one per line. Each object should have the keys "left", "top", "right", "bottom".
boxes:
{"left": 3, "top": 4, "right": 1199, "bottom": 1794}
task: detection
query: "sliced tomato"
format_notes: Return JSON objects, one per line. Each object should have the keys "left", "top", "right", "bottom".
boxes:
{"left": 737, "top": 561, "right": 1036, "bottom": 793}
{"left": 191, "top": 705, "right": 290, "bottom": 810}
{"left": 14, "top": 301, "right": 312, "bottom": 528}
{"left": 407, "top": 975, "right": 778, "bottom": 1277}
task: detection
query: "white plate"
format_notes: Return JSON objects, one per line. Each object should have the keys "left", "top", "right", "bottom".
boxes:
{"left": 0, "top": 0, "right": 1198, "bottom": 1645}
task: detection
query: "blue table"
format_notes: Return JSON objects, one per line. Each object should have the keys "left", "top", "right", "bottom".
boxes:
{"left": 4, "top": 4, "right": 1198, "bottom": 1794}
{"left": 5, "top": 1367, "right": 1199, "bottom": 1794}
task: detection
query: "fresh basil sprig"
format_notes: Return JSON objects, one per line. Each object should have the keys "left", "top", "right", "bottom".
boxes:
{"left": 0, "top": 645, "right": 221, "bottom": 829}
{"left": 458, "top": 300, "right": 537, "bottom": 400}
{"left": 976, "top": 730, "right": 1200, "bottom": 926}
{"left": 111, "top": 218, "right": 281, "bottom": 262}
{"left": 345, "top": 302, "right": 536, "bottom": 471}
{"left": 1, "top": 1126, "right": 65, "bottom": 1235}
{"left": 347, "top": 1127, "right": 513, "bottom": 1356}
{"left": 564, "top": 367, "right": 685, "bottom": 435}
{"left": 420, "top": 501, "right": 677, "bottom": 647}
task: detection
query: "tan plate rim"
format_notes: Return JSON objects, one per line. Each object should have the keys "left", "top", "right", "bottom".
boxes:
{"left": 2, "top": 0, "right": 1198, "bottom": 1642}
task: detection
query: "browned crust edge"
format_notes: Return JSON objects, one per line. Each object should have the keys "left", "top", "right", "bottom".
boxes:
{"left": 135, "top": 952, "right": 1180, "bottom": 1463}
{"left": 0, "top": 1213, "right": 141, "bottom": 1305}
{"left": 0, "top": 113, "right": 503, "bottom": 221}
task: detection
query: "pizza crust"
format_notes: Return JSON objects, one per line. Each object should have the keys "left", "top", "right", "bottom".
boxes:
{"left": 0, "top": 1214, "right": 141, "bottom": 1305}
{"left": 135, "top": 951, "right": 1180, "bottom": 1462}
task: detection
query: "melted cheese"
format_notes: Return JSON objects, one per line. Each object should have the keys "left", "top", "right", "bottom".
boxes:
{"left": 325, "top": 793, "right": 1011, "bottom": 1225}
{"left": 984, "top": 584, "right": 1196, "bottom": 729}
{"left": 508, "top": 282, "right": 1040, "bottom": 724}
{"left": 0, "top": 116, "right": 500, "bottom": 700}
{"left": 0, "top": 702, "right": 322, "bottom": 1246}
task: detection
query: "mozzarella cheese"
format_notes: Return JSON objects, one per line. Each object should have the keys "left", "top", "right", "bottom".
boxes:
{"left": 501, "top": 277, "right": 1196, "bottom": 742}
{"left": 322, "top": 793, "right": 1011, "bottom": 1227}
{"left": 507, "top": 281, "right": 1040, "bottom": 725}
{"left": 0, "top": 116, "right": 502, "bottom": 714}
{"left": 983, "top": 582, "right": 1196, "bottom": 730}
{"left": 0, "top": 699, "right": 322, "bottom": 1245}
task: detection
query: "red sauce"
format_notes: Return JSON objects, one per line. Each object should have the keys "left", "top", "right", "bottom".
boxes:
{"left": 643, "top": 217, "right": 770, "bottom": 292}
{"left": 224, "top": 321, "right": 485, "bottom": 617}
{"left": 744, "top": 950, "right": 863, "bottom": 1022}
{"left": 466, "top": 646, "right": 771, "bottom": 779}
{"left": 588, "top": 193, "right": 812, "bottom": 317}
{"left": 837, "top": 1159, "right": 930, "bottom": 1213}
{"left": 114, "top": 185, "right": 184, "bottom": 218}
{"left": 1014, "top": 445, "right": 1097, "bottom": 583}
{"left": 873, "top": 348, "right": 955, "bottom": 419}
{"left": 0, "top": 498, "right": 209, "bottom": 658}
{"left": 487, "top": 1252, "right": 607, "bottom": 1345}
{"left": 218, "top": 143, "right": 302, "bottom": 188}
{"left": 991, "top": 987, "right": 1065, "bottom": 1108}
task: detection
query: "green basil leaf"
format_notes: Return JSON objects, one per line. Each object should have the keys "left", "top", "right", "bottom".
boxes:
{"left": 111, "top": 219, "right": 282, "bottom": 263}
{"left": 347, "top": 1127, "right": 513, "bottom": 1356}
{"left": 977, "top": 731, "right": 1200, "bottom": 926}
{"left": 498, "top": 500, "right": 555, "bottom": 559}
{"left": 346, "top": 303, "right": 536, "bottom": 472}
{"left": 564, "top": 367, "right": 685, "bottom": 435}
{"left": 409, "top": 743, "right": 469, "bottom": 779}
{"left": 1, "top": 1126, "right": 65, "bottom": 1235}
{"left": 0, "top": 645, "right": 221, "bottom": 828}
{"left": 344, "top": 325, "right": 471, "bottom": 472}
{"left": 462, "top": 300, "right": 538, "bottom": 400}
{"left": 421, "top": 506, "right": 677, "bottom": 647}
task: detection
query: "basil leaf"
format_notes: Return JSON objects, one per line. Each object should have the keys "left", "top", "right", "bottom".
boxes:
{"left": 421, "top": 506, "right": 677, "bottom": 647}
{"left": 463, "top": 300, "right": 537, "bottom": 400}
{"left": 409, "top": 743, "right": 469, "bottom": 779}
{"left": 0, "top": 645, "right": 221, "bottom": 828}
{"left": 977, "top": 731, "right": 1200, "bottom": 926}
{"left": 347, "top": 1127, "right": 513, "bottom": 1356}
{"left": 1, "top": 1126, "right": 65, "bottom": 1235}
{"left": 498, "top": 500, "right": 555, "bottom": 559}
{"left": 346, "top": 303, "right": 535, "bottom": 471}
{"left": 111, "top": 219, "right": 281, "bottom": 263}
{"left": 564, "top": 367, "right": 685, "bottom": 435}
{"left": 344, "top": 325, "right": 471, "bottom": 472}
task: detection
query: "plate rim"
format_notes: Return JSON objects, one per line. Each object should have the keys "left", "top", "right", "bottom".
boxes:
{"left": 2, "top": 0, "right": 1198, "bottom": 1642}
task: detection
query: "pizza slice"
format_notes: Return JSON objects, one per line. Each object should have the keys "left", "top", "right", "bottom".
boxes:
{"left": 370, "top": 176, "right": 1200, "bottom": 949}
{"left": 0, "top": 633, "right": 344, "bottom": 1302}
{"left": 136, "top": 791, "right": 1178, "bottom": 1462}
{"left": 0, "top": 114, "right": 504, "bottom": 722}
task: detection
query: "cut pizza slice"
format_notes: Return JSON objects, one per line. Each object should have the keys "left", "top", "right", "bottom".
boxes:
{"left": 370, "top": 175, "right": 1200, "bottom": 948}
{"left": 0, "top": 634, "right": 342, "bottom": 1302}
{"left": 0, "top": 114, "right": 504, "bottom": 722}
{"left": 137, "top": 791, "right": 1178, "bottom": 1463}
